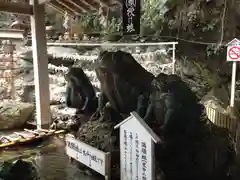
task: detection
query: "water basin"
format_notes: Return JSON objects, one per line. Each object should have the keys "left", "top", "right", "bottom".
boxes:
{"left": 0, "top": 136, "right": 102, "bottom": 180}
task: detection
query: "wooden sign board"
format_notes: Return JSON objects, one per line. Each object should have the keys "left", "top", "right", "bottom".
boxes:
{"left": 65, "top": 134, "right": 111, "bottom": 179}
{"left": 114, "top": 112, "right": 161, "bottom": 180}
{"left": 122, "top": 0, "right": 141, "bottom": 34}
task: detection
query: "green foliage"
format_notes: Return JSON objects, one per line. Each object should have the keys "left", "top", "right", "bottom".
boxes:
{"left": 105, "top": 17, "right": 122, "bottom": 34}
{"left": 141, "top": 0, "right": 167, "bottom": 35}
{"left": 193, "top": 60, "right": 221, "bottom": 87}
{"left": 78, "top": 13, "right": 103, "bottom": 33}
{"left": 164, "top": 0, "right": 182, "bottom": 9}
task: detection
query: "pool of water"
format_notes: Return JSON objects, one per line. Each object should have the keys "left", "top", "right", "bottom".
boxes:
{"left": 0, "top": 136, "right": 102, "bottom": 180}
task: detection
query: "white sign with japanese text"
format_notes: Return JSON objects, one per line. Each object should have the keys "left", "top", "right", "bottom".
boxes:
{"left": 115, "top": 112, "right": 161, "bottom": 180}
{"left": 65, "top": 134, "right": 111, "bottom": 177}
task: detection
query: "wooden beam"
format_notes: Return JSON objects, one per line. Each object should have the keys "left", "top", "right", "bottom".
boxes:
{"left": 46, "top": 3, "right": 68, "bottom": 15}
{"left": 55, "top": 0, "right": 84, "bottom": 14}
{"left": 99, "top": 0, "right": 111, "bottom": 6}
{"left": 0, "top": 0, "right": 33, "bottom": 15}
{"left": 50, "top": 0, "right": 77, "bottom": 15}
{"left": 76, "top": 0, "right": 98, "bottom": 10}
{"left": 0, "top": 29, "right": 24, "bottom": 39}
{"left": 39, "top": 0, "right": 51, "bottom": 4}
{"left": 30, "top": 0, "right": 51, "bottom": 128}
{"left": 48, "top": 2, "right": 75, "bottom": 16}
{"left": 84, "top": 0, "right": 100, "bottom": 9}
{"left": 94, "top": 0, "right": 108, "bottom": 7}
{"left": 65, "top": 0, "right": 94, "bottom": 11}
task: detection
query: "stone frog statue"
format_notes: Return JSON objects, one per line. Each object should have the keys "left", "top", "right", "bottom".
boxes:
{"left": 143, "top": 73, "right": 201, "bottom": 137}
{"left": 92, "top": 50, "right": 154, "bottom": 121}
{"left": 0, "top": 159, "right": 39, "bottom": 180}
{"left": 65, "top": 66, "right": 98, "bottom": 115}
{"left": 145, "top": 74, "right": 236, "bottom": 180}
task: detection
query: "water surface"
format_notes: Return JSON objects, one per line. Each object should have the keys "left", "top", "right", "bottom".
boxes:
{"left": 0, "top": 136, "right": 101, "bottom": 180}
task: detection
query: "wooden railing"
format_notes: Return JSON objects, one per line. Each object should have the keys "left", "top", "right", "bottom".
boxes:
{"left": 205, "top": 106, "right": 238, "bottom": 139}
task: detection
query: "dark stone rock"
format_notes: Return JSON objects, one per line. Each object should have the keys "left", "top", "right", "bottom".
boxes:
{"left": 0, "top": 159, "right": 39, "bottom": 180}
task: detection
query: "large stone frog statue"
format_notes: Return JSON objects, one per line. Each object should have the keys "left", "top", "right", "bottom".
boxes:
{"left": 65, "top": 66, "right": 98, "bottom": 115}
{"left": 92, "top": 50, "right": 154, "bottom": 121}
{"left": 141, "top": 73, "right": 235, "bottom": 180}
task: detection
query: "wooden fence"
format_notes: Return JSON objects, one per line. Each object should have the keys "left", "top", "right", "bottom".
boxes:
{"left": 205, "top": 106, "right": 238, "bottom": 139}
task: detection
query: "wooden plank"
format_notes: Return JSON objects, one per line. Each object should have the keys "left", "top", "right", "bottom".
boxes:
{"left": 14, "top": 132, "right": 35, "bottom": 139}
{"left": 84, "top": 0, "right": 100, "bottom": 9}
{"left": 2, "top": 134, "right": 20, "bottom": 142}
{"left": 24, "top": 128, "right": 44, "bottom": 136}
{"left": 30, "top": 0, "right": 51, "bottom": 129}
{"left": 50, "top": 0, "right": 77, "bottom": 15}
{"left": 46, "top": 0, "right": 121, "bottom": 14}
{"left": 0, "top": 0, "right": 33, "bottom": 15}
{"left": 0, "top": 136, "right": 12, "bottom": 142}
{"left": 98, "top": 0, "right": 112, "bottom": 6}
{"left": 65, "top": 0, "right": 93, "bottom": 11}
{"left": 54, "top": 130, "right": 65, "bottom": 134}
{"left": 0, "top": 136, "right": 10, "bottom": 143}
{"left": 55, "top": 0, "right": 82, "bottom": 15}
{"left": 0, "top": 129, "right": 66, "bottom": 149}
{"left": 38, "top": 128, "right": 53, "bottom": 133}
{"left": 46, "top": 3, "right": 68, "bottom": 16}
{"left": 39, "top": 0, "right": 52, "bottom": 4}
{"left": 0, "top": 29, "right": 24, "bottom": 40}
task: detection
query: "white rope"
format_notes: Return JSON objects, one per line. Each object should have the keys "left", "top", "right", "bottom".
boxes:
{"left": 68, "top": 49, "right": 169, "bottom": 61}
{"left": 47, "top": 42, "right": 178, "bottom": 46}
{"left": 48, "top": 49, "right": 174, "bottom": 75}
{"left": 48, "top": 64, "right": 68, "bottom": 73}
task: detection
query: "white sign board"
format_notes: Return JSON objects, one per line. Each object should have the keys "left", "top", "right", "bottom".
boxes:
{"left": 227, "top": 38, "right": 240, "bottom": 62}
{"left": 114, "top": 112, "right": 161, "bottom": 180}
{"left": 65, "top": 134, "right": 111, "bottom": 177}
{"left": 226, "top": 38, "right": 240, "bottom": 107}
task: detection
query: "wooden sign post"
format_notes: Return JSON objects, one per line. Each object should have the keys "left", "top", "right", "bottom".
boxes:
{"left": 226, "top": 38, "right": 240, "bottom": 108}
{"left": 114, "top": 111, "right": 161, "bottom": 180}
{"left": 226, "top": 38, "right": 240, "bottom": 159}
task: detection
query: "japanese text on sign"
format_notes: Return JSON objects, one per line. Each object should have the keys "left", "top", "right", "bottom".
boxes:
{"left": 66, "top": 141, "right": 104, "bottom": 165}
{"left": 65, "top": 134, "right": 109, "bottom": 176}
{"left": 122, "top": 129, "right": 151, "bottom": 180}
{"left": 123, "top": 0, "right": 140, "bottom": 34}
{"left": 135, "top": 133, "right": 140, "bottom": 180}
{"left": 126, "top": 0, "right": 136, "bottom": 33}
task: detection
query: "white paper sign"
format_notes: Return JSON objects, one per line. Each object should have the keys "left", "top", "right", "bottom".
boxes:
{"left": 65, "top": 134, "right": 110, "bottom": 176}
{"left": 115, "top": 112, "right": 161, "bottom": 180}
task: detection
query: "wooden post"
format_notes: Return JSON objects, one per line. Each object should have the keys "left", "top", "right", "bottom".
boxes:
{"left": 9, "top": 42, "right": 15, "bottom": 100}
{"left": 30, "top": 0, "right": 51, "bottom": 129}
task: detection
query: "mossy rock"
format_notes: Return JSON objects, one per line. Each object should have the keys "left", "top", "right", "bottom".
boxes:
{"left": 0, "top": 101, "right": 34, "bottom": 130}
